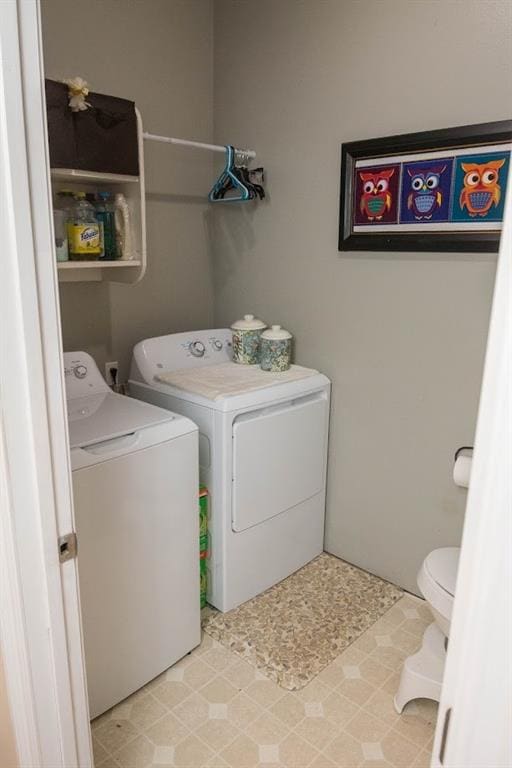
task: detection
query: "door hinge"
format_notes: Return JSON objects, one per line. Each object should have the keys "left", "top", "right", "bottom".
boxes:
{"left": 58, "top": 532, "right": 78, "bottom": 563}
{"left": 439, "top": 707, "right": 452, "bottom": 764}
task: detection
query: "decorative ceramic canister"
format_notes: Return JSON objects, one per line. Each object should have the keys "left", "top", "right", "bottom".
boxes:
{"left": 260, "top": 325, "right": 293, "bottom": 372}
{"left": 231, "top": 314, "right": 267, "bottom": 364}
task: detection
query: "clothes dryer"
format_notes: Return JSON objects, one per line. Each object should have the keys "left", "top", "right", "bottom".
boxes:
{"left": 129, "top": 331, "right": 330, "bottom": 612}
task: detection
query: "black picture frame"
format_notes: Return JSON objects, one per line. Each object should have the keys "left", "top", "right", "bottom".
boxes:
{"left": 339, "top": 120, "right": 512, "bottom": 253}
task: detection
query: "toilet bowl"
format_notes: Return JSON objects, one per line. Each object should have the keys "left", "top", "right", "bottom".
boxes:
{"left": 418, "top": 547, "right": 460, "bottom": 636}
{"left": 394, "top": 546, "right": 460, "bottom": 713}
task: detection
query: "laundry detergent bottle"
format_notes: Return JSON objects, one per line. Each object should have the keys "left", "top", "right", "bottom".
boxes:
{"left": 67, "top": 192, "right": 101, "bottom": 260}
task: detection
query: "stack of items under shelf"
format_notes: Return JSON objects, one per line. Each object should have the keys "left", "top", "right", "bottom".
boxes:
{"left": 54, "top": 189, "right": 130, "bottom": 263}
{"left": 199, "top": 487, "right": 209, "bottom": 608}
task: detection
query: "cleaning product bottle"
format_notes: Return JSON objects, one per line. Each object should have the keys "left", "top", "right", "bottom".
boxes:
{"left": 86, "top": 193, "right": 104, "bottom": 258}
{"left": 54, "top": 189, "right": 75, "bottom": 262}
{"left": 67, "top": 192, "right": 101, "bottom": 261}
{"left": 95, "top": 191, "right": 117, "bottom": 260}
{"left": 53, "top": 209, "right": 69, "bottom": 262}
{"left": 114, "top": 193, "right": 132, "bottom": 260}
{"left": 56, "top": 189, "right": 76, "bottom": 220}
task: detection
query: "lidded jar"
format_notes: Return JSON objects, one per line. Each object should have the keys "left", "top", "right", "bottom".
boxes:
{"left": 260, "top": 325, "right": 292, "bottom": 372}
{"left": 231, "top": 314, "right": 267, "bottom": 364}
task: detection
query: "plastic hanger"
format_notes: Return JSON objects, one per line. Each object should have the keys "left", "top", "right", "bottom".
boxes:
{"left": 212, "top": 163, "right": 265, "bottom": 201}
{"left": 208, "top": 145, "right": 251, "bottom": 203}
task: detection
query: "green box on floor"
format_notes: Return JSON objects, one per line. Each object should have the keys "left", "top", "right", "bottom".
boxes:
{"left": 199, "top": 486, "right": 208, "bottom": 554}
{"left": 199, "top": 486, "right": 209, "bottom": 607}
{"left": 199, "top": 558, "right": 207, "bottom": 609}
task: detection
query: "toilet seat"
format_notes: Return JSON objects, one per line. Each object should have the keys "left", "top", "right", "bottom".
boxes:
{"left": 395, "top": 546, "right": 461, "bottom": 713}
{"left": 417, "top": 547, "right": 460, "bottom": 626}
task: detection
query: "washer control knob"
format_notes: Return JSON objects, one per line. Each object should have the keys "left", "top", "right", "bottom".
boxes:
{"left": 74, "top": 365, "right": 87, "bottom": 379}
{"left": 190, "top": 341, "right": 206, "bottom": 357}
{"left": 212, "top": 339, "right": 223, "bottom": 351}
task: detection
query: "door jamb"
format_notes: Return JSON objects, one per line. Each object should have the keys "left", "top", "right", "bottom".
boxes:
{"left": 0, "top": 1, "right": 92, "bottom": 765}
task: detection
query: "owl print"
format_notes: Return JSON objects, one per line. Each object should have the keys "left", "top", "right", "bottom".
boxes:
{"left": 407, "top": 165, "right": 447, "bottom": 220}
{"left": 399, "top": 159, "right": 453, "bottom": 224}
{"left": 359, "top": 168, "right": 395, "bottom": 221}
{"left": 459, "top": 159, "right": 505, "bottom": 217}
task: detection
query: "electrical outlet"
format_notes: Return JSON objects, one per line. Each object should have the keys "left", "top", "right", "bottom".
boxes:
{"left": 105, "top": 361, "right": 118, "bottom": 387}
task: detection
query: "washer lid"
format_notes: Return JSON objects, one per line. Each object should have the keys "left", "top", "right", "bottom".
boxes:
{"left": 67, "top": 391, "right": 177, "bottom": 449}
{"left": 424, "top": 547, "right": 460, "bottom": 597}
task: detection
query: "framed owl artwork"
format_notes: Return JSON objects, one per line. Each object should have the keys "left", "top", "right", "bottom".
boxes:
{"left": 338, "top": 120, "right": 512, "bottom": 252}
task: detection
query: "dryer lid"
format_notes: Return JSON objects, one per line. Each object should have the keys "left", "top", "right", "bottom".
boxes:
{"left": 424, "top": 547, "right": 460, "bottom": 597}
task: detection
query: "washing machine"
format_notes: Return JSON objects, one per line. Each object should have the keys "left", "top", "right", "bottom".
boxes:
{"left": 129, "top": 330, "right": 330, "bottom": 612}
{"left": 65, "top": 351, "right": 200, "bottom": 718}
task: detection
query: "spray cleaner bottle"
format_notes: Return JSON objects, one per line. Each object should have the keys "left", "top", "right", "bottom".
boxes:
{"left": 114, "top": 193, "right": 132, "bottom": 260}
{"left": 96, "top": 191, "right": 117, "bottom": 260}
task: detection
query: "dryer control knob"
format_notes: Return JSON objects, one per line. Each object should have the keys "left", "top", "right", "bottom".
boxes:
{"left": 212, "top": 339, "right": 223, "bottom": 351}
{"left": 74, "top": 365, "right": 87, "bottom": 379}
{"left": 190, "top": 341, "right": 206, "bottom": 357}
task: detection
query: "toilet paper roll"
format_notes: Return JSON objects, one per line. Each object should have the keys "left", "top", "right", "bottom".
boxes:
{"left": 453, "top": 455, "right": 472, "bottom": 488}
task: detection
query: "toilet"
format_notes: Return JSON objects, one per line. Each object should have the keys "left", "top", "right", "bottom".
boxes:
{"left": 394, "top": 546, "right": 460, "bottom": 713}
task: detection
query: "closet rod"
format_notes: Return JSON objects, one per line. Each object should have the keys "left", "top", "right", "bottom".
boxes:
{"left": 142, "top": 131, "right": 256, "bottom": 159}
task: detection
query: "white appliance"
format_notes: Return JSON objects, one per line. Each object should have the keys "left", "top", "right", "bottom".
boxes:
{"left": 129, "top": 330, "right": 330, "bottom": 612}
{"left": 394, "top": 547, "right": 460, "bottom": 713}
{"left": 394, "top": 453, "right": 466, "bottom": 713}
{"left": 65, "top": 351, "right": 200, "bottom": 718}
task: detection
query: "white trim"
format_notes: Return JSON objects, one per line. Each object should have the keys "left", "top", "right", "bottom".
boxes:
{"left": 0, "top": 420, "right": 40, "bottom": 768}
{"left": 0, "top": 1, "right": 91, "bottom": 766}
{"left": 51, "top": 168, "right": 140, "bottom": 183}
{"left": 431, "top": 185, "right": 512, "bottom": 763}
{"left": 57, "top": 260, "right": 142, "bottom": 270}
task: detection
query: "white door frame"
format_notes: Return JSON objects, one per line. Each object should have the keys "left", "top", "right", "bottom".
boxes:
{"left": 431, "top": 179, "right": 512, "bottom": 764}
{"left": 0, "top": 1, "right": 91, "bottom": 766}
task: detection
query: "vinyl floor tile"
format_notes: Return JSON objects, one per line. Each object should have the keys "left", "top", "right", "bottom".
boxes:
{"left": 92, "top": 581, "right": 436, "bottom": 768}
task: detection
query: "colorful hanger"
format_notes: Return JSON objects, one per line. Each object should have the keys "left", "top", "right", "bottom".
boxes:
{"left": 208, "top": 145, "right": 251, "bottom": 203}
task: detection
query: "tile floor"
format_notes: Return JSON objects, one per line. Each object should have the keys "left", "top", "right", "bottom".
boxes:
{"left": 92, "top": 594, "right": 437, "bottom": 768}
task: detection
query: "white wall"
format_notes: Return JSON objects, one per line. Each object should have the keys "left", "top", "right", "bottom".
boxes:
{"left": 213, "top": 0, "right": 511, "bottom": 592}
{"left": 42, "top": 0, "right": 215, "bottom": 380}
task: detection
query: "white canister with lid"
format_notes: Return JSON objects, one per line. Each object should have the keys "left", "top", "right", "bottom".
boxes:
{"left": 231, "top": 314, "right": 267, "bottom": 364}
{"left": 260, "top": 325, "right": 292, "bottom": 372}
